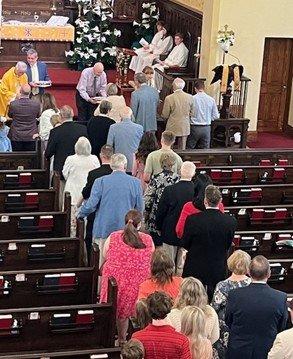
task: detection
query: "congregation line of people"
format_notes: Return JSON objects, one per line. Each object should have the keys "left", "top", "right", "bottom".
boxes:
{"left": 0, "top": 23, "right": 291, "bottom": 359}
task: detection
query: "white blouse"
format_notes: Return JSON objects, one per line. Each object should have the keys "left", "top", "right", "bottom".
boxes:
{"left": 62, "top": 154, "right": 100, "bottom": 205}
{"left": 39, "top": 109, "right": 59, "bottom": 140}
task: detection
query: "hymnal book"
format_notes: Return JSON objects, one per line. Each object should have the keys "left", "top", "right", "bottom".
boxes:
{"left": 277, "top": 234, "right": 292, "bottom": 240}
{"left": 251, "top": 209, "right": 264, "bottom": 220}
{"left": 25, "top": 193, "right": 39, "bottom": 204}
{"left": 278, "top": 159, "right": 288, "bottom": 166}
{"left": 51, "top": 313, "right": 72, "bottom": 326}
{"left": 211, "top": 169, "right": 221, "bottom": 180}
{"left": 43, "top": 274, "right": 60, "bottom": 287}
{"left": 19, "top": 173, "right": 32, "bottom": 185}
{"left": 19, "top": 216, "right": 35, "bottom": 228}
{"left": 38, "top": 215, "right": 54, "bottom": 229}
{"left": 275, "top": 208, "right": 287, "bottom": 219}
{"left": 233, "top": 235, "right": 241, "bottom": 246}
{"left": 270, "top": 263, "right": 285, "bottom": 277}
{"left": 139, "top": 38, "right": 149, "bottom": 47}
{"left": 5, "top": 174, "right": 18, "bottom": 183}
{"left": 91, "top": 355, "right": 108, "bottom": 359}
{"left": 0, "top": 276, "right": 3, "bottom": 287}
{"left": 231, "top": 169, "right": 243, "bottom": 179}
{"left": 6, "top": 194, "right": 22, "bottom": 203}
{"left": 76, "top": 310, "right": 94, "bottom": 324}
{"left": 259, "top": 159, "right": 271, "bottom": 166}
{"left": 273, "top": 168, "right": 285, "bottom": 180}
{"left": 29, "top": 244, "right": 46, "bottom": 256}
{"left": 0, "top": 315, "right": 13, "bottom": 329}
{"left": 251, "top": 188, "right": 262, "bottom": 199}
{"left": 59, "top": 273, "right": 76, "bottom": 286}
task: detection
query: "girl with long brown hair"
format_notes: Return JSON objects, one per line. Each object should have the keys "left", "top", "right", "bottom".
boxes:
{"left": 38, "top": 93, "right": 59, "bottom": 141}
{"left": 100, "top": 209, "right": 154, "bottom": 344}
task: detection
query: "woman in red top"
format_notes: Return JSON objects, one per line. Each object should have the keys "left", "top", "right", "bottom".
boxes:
{"left": 176, "top": 174, "right": 225, "bottom": 238}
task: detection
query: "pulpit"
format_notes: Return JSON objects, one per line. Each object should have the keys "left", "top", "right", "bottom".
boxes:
{"left": 0, "top": 0, "right": 75, "bottom": 67}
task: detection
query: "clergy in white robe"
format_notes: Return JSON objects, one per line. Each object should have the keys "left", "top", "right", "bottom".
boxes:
{"left": 153, "top": 33, "right": 189, "bottom": 91}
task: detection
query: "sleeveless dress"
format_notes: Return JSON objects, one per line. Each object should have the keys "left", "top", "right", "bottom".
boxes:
{"left": 100, "top": 230, "right": 153, "bottom": 319}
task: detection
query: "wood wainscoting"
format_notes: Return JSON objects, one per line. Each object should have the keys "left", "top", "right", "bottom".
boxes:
{"left": 157, "top": 0, "right": 202, "bottom": 75}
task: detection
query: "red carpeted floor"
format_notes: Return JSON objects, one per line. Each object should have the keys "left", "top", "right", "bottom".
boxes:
{"left": 248, "top": 132, "right": 293, "bottom": 149}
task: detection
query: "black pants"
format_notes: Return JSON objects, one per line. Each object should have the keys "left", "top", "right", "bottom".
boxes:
{"left": 187, "top": 125, "right": 211, "bottom": 149}
{"left": 11, "top": 141, "right": 35, "bottom": 151}
{"left": 76, "top": 91, "right": 97, "bottom": 122}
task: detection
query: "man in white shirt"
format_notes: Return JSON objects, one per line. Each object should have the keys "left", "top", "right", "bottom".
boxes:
{"left": 187, "top": 80, "right": 220, "bottom": 149}
{"left": 26, "top": 49, "right": 50, "bottom": 95}
{"left": 153, "top": 33, "right": 189, "bottom": 91}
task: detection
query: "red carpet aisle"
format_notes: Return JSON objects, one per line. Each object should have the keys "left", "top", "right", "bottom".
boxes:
{"left": 248, "top": 132, "right": 293, "bottom": 149}
{"left": 0, "top": 68, "right": 124, "bottom": 115}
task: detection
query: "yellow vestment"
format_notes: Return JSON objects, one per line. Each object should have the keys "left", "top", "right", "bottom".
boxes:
{"left": 0, "top": 67, "right": 28, "bottom": 116}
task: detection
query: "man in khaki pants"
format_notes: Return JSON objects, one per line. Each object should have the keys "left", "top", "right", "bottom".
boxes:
{"left": 161, "top": 78, "right": 195, "bottom": 150}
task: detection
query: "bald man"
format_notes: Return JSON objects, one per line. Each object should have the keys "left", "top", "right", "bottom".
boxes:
{"left": 8, "top": 84, "right": 41, "bottom": 151}
{"left": 0, "top": 61, "right": 28, "bottom": 116}
{"left": 76, "top": 62, "right": 107, "bottom": 122}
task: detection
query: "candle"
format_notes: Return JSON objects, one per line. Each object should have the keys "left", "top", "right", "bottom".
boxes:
{"left": 196, "top": 36, "right": 201, "bottom": 54}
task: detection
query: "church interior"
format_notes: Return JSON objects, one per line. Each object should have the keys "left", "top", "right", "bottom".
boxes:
{"left": 0, "top": 0, "right": 292, "bottom": 358}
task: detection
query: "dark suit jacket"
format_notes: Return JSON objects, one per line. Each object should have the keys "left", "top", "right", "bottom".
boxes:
{"left": 87, "top": 115, "right": 115, "bottom": 157}
{"left": 82, "top": 164, "right": 112, "bottom": 239}
{"left": 82, "top": 164, "right": 112, "bottom": 199}
{"left": 45, "top": 121, "right": 88, "bottom": 174}
{"left": 182, "top": 209, "right": 237, "bottom": 286}
{"left": 226, "top": 283, "right": 288, "bottom": 359}
{"left": 26, "top": 61, "right": 50, "bottom": 95}
{"left": 156, "top": 180, "right": 195, "bottom": 246}
{"left": 8, "top": 97, "right": 40, "bottom": 141}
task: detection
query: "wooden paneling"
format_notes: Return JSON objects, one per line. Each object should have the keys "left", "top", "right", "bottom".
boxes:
{"left": 157, "top": 0, "right": 202, "bottom": 74}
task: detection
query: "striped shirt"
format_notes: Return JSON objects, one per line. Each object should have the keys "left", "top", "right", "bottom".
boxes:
{"left": 133, "top": 324, "right": 192, "bottom": 359}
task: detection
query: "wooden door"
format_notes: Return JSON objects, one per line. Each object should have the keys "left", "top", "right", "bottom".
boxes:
{"left": 257, "top": 38, "right": 292, "bottom": 132}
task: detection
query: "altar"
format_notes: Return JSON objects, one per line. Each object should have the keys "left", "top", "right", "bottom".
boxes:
{"left": 0, "top": 0, "right": 75, "bottom": 67}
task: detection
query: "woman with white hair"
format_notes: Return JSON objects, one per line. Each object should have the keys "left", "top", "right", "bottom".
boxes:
{"left": 63, "top": 136, "right": 100, "bottom": 236}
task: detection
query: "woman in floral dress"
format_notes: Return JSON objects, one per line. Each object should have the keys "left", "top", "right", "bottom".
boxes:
{"left": 100, "top": 210, "right": 154, "bottom": 344}
{"left": 144, "top": 152, "right": 179, "bottom": 246}
{"left": 211, "top": 250, "right": 251, "bottom": 359}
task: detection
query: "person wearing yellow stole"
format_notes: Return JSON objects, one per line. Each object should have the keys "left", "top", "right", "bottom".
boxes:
{"left": 0, "top": 62, "right": 28, "bottom": 116}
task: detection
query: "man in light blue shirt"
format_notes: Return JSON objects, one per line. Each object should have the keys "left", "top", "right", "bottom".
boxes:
{"left": 187, "top": 80, "right": 219, "bottom": 149}
{"left": 77, "top": 153, "right": 143, "bottom": 263}
{"left": 107, "top": 106, "right": 143, "bottom": 173}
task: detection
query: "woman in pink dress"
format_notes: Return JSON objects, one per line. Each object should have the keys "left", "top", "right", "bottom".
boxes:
{"left": 100, "top": 209, "right": 154, "bottom": 344}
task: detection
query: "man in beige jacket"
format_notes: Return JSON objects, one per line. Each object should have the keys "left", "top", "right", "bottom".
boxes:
{"left": 268, "top": 298, "right": 293, "bottom": 359}
{"left": 161, "top": 77, "right": 195, "bottom": 150}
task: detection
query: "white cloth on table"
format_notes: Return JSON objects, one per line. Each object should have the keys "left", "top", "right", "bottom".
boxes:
{"left": 129, "top": 31, "right": 173, "bottom": 73}
{"left": 153, "top": 42, "right": 189, "bottom": 90}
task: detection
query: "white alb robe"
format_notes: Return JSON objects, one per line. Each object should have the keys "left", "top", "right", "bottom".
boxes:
{"left": 153, "top": 42, "right": 189, "bottom": 90}
{"left": 129, "top": 31, "right": 173, "bottom": 73}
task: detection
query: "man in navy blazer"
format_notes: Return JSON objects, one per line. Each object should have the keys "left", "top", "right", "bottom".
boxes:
{"left": 26, "top": 49, "right": 50, "bottom": 95}
{"left": 225, "top": 255, "right": 288, "bottom": 359}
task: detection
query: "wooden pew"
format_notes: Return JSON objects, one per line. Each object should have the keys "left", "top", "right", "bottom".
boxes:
{"left": 0, "top": 279, "right": 117, "bottom": 354}
{"left": 0, "top": 263, "right": 99, "bottom": 308}
{"left": 219, "top": 184, "right": 293, "bottom": 206}
{"left": 268, "top": 259, "right": 293, "bottom": 294}
{"left": 197, "top": 165, "right": 293, "bottom": 185}
{"left": 178, "top": 148, "right": 293, "bottom": 166}
{"left": 0, "top": 168, "right": 50, "bottom": 190}
{"left": 225, "top": 204, "right": 293, "bottom": 231}
{"left": 0, "top": 348, "right": 121, "bottom": 358}
{"left": 0, "top": 194, "right": 71, "bottom": 240}
{"left": 0, "top": 237, "right": 85, "bottom": 271}
{"left": 233, "top": 230, "right": 293, "bottom": 260}
{"left": 0, "top": 189, "right": 59, "bottom": 213}
{"left": 0, "top": 141, "right": 42, "bottom": 170}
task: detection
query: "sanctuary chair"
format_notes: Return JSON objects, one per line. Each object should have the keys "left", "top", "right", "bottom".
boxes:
{"left": 0, "top": 278, "right": 117, "bottom": 354}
